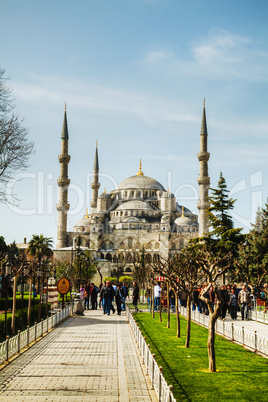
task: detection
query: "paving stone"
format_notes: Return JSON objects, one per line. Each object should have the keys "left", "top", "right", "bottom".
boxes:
{"left": 0, "top": 310, "right": 156, "bottom": 401}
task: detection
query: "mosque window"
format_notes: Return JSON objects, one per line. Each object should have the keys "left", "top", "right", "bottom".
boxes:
{"left": 128, "top": 238, "right": 133, "bottom": 248}
{"left": 145, "top": 253, "right": 152, "bottom": 263}
{"left": 106, "top": 253, "right": 112, "bottom": 261}
{"left": 179, "top": 238, "right": 184, "bottom": 249}
{"left": 130, "top": 191, "right": 134, "bottom": 198}
{"left": 126, "top": 252, "right": 132, "bottom": 262}
{"left": 155, "top": 242, "right": 160, "bottom": 250}
{"left": 125, "top": 267, "right": 132, "bottom": 273}
{"left": 145, "top": 191, "right": 148, "bottom": 198}
{"left": 153, "top": 254, "right": 160, "bottom": 263}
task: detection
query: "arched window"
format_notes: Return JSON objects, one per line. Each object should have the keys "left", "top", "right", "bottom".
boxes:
{"left": 154, "top": 242, "right": 160, "bottom": 250}
{"left": 179, "top": 238, "right": 184, "bottom": 250}
{"left": 153, "top": 254, "right": 160, "bottom": 263}
{"left": 106, "top": 253, "right": 112, "bottom": 261}
{"left": 125, "top": 252, "right": 132, "bottom": 263}
{"left": 145, "top": 253, "right": 152, "bottom": 263}
{"left": 125, "top": 267, "right": 132, "bottom": 273}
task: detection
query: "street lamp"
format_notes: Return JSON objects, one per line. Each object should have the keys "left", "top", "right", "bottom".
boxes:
{"left": 4, "top": 261, "right": 11, "bottom": 337}
{"left": 19, "top": 261, "right": 29, "bottom": 330}
{"left": 45, "top": 267, "right": 50, "bottom": 316}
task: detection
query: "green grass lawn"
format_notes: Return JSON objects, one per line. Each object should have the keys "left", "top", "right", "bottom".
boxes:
{"left": 134, "top": 312, "right": 268, "bottom": 402}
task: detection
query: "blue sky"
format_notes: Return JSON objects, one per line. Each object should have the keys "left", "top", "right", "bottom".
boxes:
{"left": 1, "top": 0, "right": 268, "bottom": 245}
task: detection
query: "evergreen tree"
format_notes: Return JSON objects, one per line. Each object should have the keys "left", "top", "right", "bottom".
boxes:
{"left": 207, "top": 172, "right": 235, "bottom": 237}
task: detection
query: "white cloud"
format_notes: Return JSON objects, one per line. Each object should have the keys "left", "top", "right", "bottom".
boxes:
{"left": 12, "top": 75, "right": 199, "bottom": 126}
{"left": 143, "top": 30, "right": 268, "bottom": 82}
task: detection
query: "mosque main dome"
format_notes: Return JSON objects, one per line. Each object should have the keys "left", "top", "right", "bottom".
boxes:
{"left": 116, "top": 175, "right": 165, "bottom": 191}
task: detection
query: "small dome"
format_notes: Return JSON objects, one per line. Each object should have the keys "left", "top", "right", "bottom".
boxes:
{"left": 174, "top": 216, "right": 194, "bottom": 226}
{"left": 74, "top": 216, "right": 91, "bottom": 227}
{"left": 123, "top": 217, "right": 141, "bottom": 223}
{"left": 99, "top": 192, "right": 110, "bottom": 199}
{"left": 117, "top": 200, "right": 153, "bottom": 211}
{"left": 116, "top": 175, "right": 165, "bottom": 191}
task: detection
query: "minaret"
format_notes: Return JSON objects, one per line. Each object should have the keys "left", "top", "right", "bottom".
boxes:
{"left": 90, "top": 142, "right": 100, "bottom": 209}
{"left": 56, "top": 105, "right": 71, "bottom": 249}
{"left": 197, "top": 100, "right": 210, "bottom": 236}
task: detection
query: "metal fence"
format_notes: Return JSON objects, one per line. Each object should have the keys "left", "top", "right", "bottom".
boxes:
{"left": 126, "top": 307, "right": 176, "bottom": 402}
{"left": 0, "top": 305, "right": 72, "bottom": 365}
{"left": 180, "top": 306, "right": 268, "bottom": 356}
{"left": 248, "top": 309, "right": 268, "bottom": 324}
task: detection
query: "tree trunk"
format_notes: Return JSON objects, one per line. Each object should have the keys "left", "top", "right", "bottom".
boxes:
{"left": 185, "top": 293, "right": 191, "bottom": 348}
{"left": 159, "top": 289, "right": 162, "bottom": 322}
{"left": 167, "top": 282, "right": 170, "bottom": 329}
{"left": 27, "top": 277, "right": 32, "bottom": 326}
{"left": 152, "top": 284, "right": 155, "bottom": 318}
{"left": 175, "top": 292, "right": 180, "bottom": 337}
{"left": 11, "top": 276, "right": 17, "bottom": 335}
{"left": 38, "top": 278, "right": 42, "bottom": 322}
{"left": 207, "top": 314, "right": 217, "bottom": 372}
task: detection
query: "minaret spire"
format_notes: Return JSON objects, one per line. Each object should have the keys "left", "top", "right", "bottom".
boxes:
{"left": 197, "top": 100, "right": 210, "bottom": 236}
{"left": 56, "top": 106, "right": 71, "bottom": 248}
{"left": 91, "top": 142, "right": 100, "bottom": 210}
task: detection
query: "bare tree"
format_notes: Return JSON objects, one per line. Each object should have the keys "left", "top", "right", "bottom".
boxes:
{"left": 0, "top": 68, "right": 34, "bottom": 203}
{"left": 171, "top": 249, "right": 204, "bottom": 348}
{"left": 195, "top": 247, "right": 233, "bottom": 372}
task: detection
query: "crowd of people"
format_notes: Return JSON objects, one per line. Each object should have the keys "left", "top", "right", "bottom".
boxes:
{"left": 80, "top": 281, "right": 140, "bottom": 315}
{"left": 146, "top": 282, "right": 255, "bottom": 321}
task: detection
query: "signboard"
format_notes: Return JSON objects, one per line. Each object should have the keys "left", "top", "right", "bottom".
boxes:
{"left": 57, "top": 277, "right": 70, "bottom": 295}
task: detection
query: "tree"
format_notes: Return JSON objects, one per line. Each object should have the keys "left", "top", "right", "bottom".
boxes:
{"left": 0, "top": 68, "right": 34, "bottom": 203}
{"left": 27, "top": 235, "right": 53, "bottom": 321}
{"left": 170, "top": 248, "right": 204, "bottom": 348}
{"left": 235, "top": 202, "right": 268, "bottom": 300}
{"left": 190, "top": 173, "right": 243, "bottom": 372}
{"left": 195, "top": 246, "right": 233, "bottom": 372}
{"left": 132, "top": 246, "right": 150, "bottom": 302}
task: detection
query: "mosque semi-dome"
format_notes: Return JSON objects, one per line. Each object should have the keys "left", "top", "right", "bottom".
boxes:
{"left": 116, "top": 200, "right": 153, "bottom": 211}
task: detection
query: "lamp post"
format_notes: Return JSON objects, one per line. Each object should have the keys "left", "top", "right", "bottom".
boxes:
{"left": 37, "top": 264, "right": 42, "bottom": 321}
{"left": 4, "top": 261, "right": 11, "bottom": 338}
{"left": 20, "top": 262, "right": 29, "bottom": 329}
{"left": 45, "top": 267, "right": 50, "bottom": 317}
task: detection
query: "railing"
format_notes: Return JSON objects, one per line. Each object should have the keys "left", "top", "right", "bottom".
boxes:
{"left": 126, "top": 306, "right": 176, "bottom": 402}
{"left": 248, "top": 309, "right": 267, "bottom": 324}
{"left": 0, "top": 305, "right": 71, "bottom": 365}
{"left": 180, "top": 306, "right": 268, "bottom": 356}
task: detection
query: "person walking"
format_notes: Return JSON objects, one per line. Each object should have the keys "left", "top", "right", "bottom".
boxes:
{"left": 91, "top": 283, "right": 98, "bottom": 310}
{"left": 154, "top": 282, "right": 161, "bottom": 311}
{"left": 220, "top": 285, "right": 229, "bottom": 321}
{"left": 132, "top": 281, "right": 139, "bottom": 312}
{"left": 238, "top": 285, "right": 251, "bottom": 320}
{"left": 229, "top": 287, "right": 238, "bottom": 319}
{"left": 115, "top": 284, "right": 123, "bottom": 315}
{"left": 121, "top": 282, "right": 127, "bottom": 311}
{"left": 102, "top": 281, "right": 115, "bottom": 315}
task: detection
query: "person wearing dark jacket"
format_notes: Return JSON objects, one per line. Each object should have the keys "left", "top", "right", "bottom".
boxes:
{"left": 132, "top": 281, "right": 139, "bottom": 312}
{"left": 220, "top": 285, "right": 229, "bottom": 320}
{"left": 115, "top": 284, "right": 124, "bottom": 315}
{"left": 91, "top": 283, "right": 98, "bottom": 310}
{"left": 101, "top": 281, "right": 115, "bottom": 315}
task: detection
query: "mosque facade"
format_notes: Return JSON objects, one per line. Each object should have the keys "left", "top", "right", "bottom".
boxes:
{"left": 54, "top": 103, "right": 210, "bottom": 282}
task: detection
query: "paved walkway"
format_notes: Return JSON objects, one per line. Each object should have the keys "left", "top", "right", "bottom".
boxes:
{"left": 219, "top": 315, "right": 268, "bottom": 337}
{"left": 0, "top": 310, "right": 156, "bottom": 401}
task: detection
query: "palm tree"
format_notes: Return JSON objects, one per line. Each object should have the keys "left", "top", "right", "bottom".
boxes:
{"left": 27, "top": 235, "right": 53, "bottom": 321}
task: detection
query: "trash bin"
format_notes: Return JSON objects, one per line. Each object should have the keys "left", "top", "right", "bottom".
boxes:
{"left": 73, "top": 294, "right": 85, "bottom": 315}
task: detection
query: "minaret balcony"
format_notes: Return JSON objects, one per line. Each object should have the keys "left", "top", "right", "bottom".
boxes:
{"left": 91, "top": 183, "right": 100, "bottom": 190}
{"left": 58, "top": 155, "right": 71, "bottom": 163}
{"left": 197, "top": 176, "right": 210, "bottom": 186}
{"left": 57, "top": 203, "right": 70, "bottom": 212}
{"left": 57, "top": 178, "right": 70, "bottom": 187}
{"left": 197, "top": 152, "right": 210, "bottom": 162}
